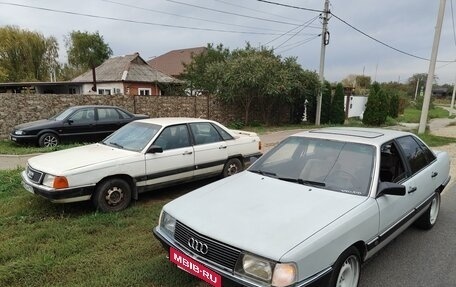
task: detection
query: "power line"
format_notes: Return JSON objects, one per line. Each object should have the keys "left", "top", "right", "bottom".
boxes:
{"left": 276, "top": 35, "right": 321, "bottom": 53}
{"left": 102, "top": 0, "right": 295, "bottom": 33}
{"left": 274, "top": 15, "right": 320, "bottom": 49}
{"left": 0, "top": 1, "right": 307, "bottom": 36}
{"left": 211, "top": 0, "right": 319, "bottom": 28}
{"left": 256, "top": 0, "right": 324, "bottom": 13}
{"left": 331, "top": 12, "right": 456, "bottom": 63}
{"left": 263, "top": 15, "right": 320, "bottom": 46}
{"left": 165, "top": 0, "right": 301, "bottom": 26}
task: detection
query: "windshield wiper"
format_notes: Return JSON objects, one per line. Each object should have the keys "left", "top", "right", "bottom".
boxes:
{"left": 278, "top": 177, "right": 326, "bottom": 187}
{"left": 109, "top": 142, "right": 124, "bottom": 149}
{"left": 249, "top": 169, "right": 277, "bottom": 177}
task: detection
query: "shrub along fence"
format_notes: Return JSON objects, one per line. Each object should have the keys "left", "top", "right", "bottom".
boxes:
{"left": 0, "top": 93, "right": 291, "bottom": 139}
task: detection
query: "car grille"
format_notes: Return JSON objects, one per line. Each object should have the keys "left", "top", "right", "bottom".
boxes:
{"left": 174, "top": 221, "right": 241, "bottom": 271}
{"left": 26, "top": 165, "right": 44, "bottom": 184}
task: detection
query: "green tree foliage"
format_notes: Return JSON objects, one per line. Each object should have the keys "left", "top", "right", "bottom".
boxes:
{"left": 0, "top": 26, "right": 59, "bottom": 82}
{"left": 66, "top": 31, "right": 112, "bottom": 88}
{"left": 331, "top": 83, "right": 345, "bottom": 124}
{"left": 363, "top": 83, "right": 389, "bottom": 126}
{"left": 66, "top": 30, "right": 112, "bottom": 70}
{"left": 318, "top": 81, "right": 332, "bottom": 124}
{"left": 389, "top": 93, "right": 400, "bottom": 118}
{"left": 182, "top": 43, "right": 230, "bottom": 94}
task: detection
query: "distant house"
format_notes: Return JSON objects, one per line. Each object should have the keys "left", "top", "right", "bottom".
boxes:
{"left": 72, "top": 52, "right": 179, "bottom": 96}
{"left": 147, "top": 47, "right": 207, "bottom": 78}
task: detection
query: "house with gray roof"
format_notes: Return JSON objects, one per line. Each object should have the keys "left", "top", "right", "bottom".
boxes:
{"left": 72, "top": 52, "right": 180, "bottom": 96}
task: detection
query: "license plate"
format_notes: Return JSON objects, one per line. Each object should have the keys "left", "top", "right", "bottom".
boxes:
{"left": 170, "top": 247, "right": 221, "bottom": 287}
{"left": 22, "top": 181, "right": 34, "bottom": 194}
{"left": 10, "top": 136, "right": 16, "bottom": 141}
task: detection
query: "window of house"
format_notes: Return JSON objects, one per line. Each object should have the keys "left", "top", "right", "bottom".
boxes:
{"left": 138, "top": 88, "right": 151, "bottom": 96}
{"left": 98, "top": 89, "right": 111, "bottom": 95}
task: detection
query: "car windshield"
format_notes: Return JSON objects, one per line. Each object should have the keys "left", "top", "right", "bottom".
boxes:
{"left": 101, "top": 122, "right": 161, "bottom": 152}
{"left": 249, "top": 136, "right": 375, "bottom": 196}
{"left": 50, "top": 107, "right": 77, "bottom": 120}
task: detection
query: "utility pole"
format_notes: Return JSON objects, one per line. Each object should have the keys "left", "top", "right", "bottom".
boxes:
{"left": 414, "top": 78, "right": 420, "bottom": 101}
{"left": 450, "top": 76, "right": 456, "bottom": 116}
{"left": 315, "top": 0, "right": 330, "bottom": 126}
{"left": 418, "top": 0, "right": 446, "bottom": 134}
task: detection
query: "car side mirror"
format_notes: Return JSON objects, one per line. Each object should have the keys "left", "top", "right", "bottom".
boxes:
{"left": 377, "top": 181, "right": 406, "bottom": 197}
{"left": 67, "top": 119, "right": 74, "bottom": 125}
{"left": 147, "top": 145, "right": 163, "bottom": 154}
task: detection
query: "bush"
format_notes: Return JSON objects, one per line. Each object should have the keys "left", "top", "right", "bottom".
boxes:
{"left": 363, "top": 85, "right": 388, "bottom": 126}
{"left": 331, "top": 83, "right": 345, "bottom": 124}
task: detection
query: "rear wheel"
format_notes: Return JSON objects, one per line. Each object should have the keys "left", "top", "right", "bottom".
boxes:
{"left": 222, "top": 158, "right": 243, "bottom": 177}
{"left": 329, "top": 246, "right": 361, "bottom": 287}
{"left": 414, "top": 191, "right": 441, "bottom": 230}
{"left": 92, "top": 178, "right": 132, "bottom": 212}
{"left": 38, "top": 133, "right": 59, "bottom": 147}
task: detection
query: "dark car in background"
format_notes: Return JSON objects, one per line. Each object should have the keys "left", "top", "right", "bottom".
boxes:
{"left": 10, "top": 105, "right": 149, "bottom": 147}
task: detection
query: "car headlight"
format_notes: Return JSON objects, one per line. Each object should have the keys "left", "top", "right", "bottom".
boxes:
{"left": 159, "top": 210, "right": 176, "bottom": 237}
{"left": 42, "top": 174, "right": 69, "bottom": 189}
{"left": 235, "top": 253, "right": 297, "bottom": 287}
{"left": 14, "top": 130, "right": 25, "bottom": 135}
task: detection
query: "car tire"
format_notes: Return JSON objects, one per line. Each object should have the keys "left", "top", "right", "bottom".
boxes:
{"left": 329, "top": 246, "right": 361, "bottom": 287}
{"left": 414, "top": 191, "right": 441, "bottom": 230}
{"left": 92, "top": 178, "right": 132, "bottom": 212}
{"left": 222, "top": 158, "right": 243, "bottom": 177}
{"left": 38, "top": 133, "right": 59, "bottom": 147}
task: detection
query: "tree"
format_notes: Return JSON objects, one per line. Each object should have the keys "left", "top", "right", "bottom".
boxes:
{"left": 331, "top": 83, "right": 345, "bottom": 124}
{"left": 363, "top": 84, "right": 389, "bottom": 126}
{"left": 320, "top": 81, "right": 332, "bottom": 124}
{"left": 0, "top": 26, "right": 59, "bottom": 82}
{"left": 66, "top": 31, "right": 112, "bottom": 90}
{"left": 182, "top": 43, "right": 230, "bottom": 94}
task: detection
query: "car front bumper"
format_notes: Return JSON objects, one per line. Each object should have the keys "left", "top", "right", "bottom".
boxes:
{"left": 21, "top": 171, "right": 94, "bottom": 203}
{"left": 10, "top": 134, "right": 38, "bottom": 145}
{"left": 153, "top": 227, "right": 333, "bottom": 287}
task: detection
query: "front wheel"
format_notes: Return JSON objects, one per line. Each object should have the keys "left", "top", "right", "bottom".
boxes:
{"left": 222, "top": 158, "right": 243, "bottom": 177}
{"left": 414, "top": 191, "right": 441, "bottom": 230}
{"left": 329, "top": 246, "right": 361, "bottom": 287}
{"left": 38, "top": 133, "right": 59, "bottom": 147}
{"left": 92, "top": 178, "right": 132, "bottom": 212}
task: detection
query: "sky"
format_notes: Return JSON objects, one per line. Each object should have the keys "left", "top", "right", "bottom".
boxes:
{"left": 1, "top": 0, "right": 456, "bottom": 85}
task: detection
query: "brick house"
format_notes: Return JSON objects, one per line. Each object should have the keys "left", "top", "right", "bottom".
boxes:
{"left": 71, "top": 52, "right": 180, "bottom": 96}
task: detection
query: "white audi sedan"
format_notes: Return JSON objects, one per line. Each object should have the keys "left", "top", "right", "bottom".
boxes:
{"left": 21, "top": 118, "right": 262, "bottom": 212}
{"left": 154, "top": 128, "right": 450, "bottom": 287}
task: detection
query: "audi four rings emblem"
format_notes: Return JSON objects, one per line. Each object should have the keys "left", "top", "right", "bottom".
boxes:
{"left": 188, "top": 237, "right": 209, "bottom": 254}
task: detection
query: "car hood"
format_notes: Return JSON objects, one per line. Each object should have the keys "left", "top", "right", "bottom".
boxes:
{"left": 164, "top": 171, "right": 367, "bottom": 261}
{"left": 28, "top": 143, "right": 137, "bottom": 175}
{"left": 14, "top": 119, "right": 58, "bottom": 130}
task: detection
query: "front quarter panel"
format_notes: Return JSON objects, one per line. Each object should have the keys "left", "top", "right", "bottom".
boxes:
{"left": 281, "top": 197, "right": 379, "bottom": 283}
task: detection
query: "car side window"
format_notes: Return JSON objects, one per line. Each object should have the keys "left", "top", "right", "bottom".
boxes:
{"left": 189, "top": 123, "right": 222, "bottom": 145}
{"left": 396, "top": 136, "right": 429, "bottom": 175}
{"left": 380, "top": 142, "right": 407, "bottom": 183}
{"left": 213, "top": 124, "right": 234, "bottom": 141}
{"left": 116, "top": 109, "right": 132, "bottom": 119}
{"left": 98, "top": 108, "right": 122, "bottom": 121}
{"left": 68, "top": 108, "right": 95, "bottom": 123}
{"left": 154, "top": 124, "right": 190, "bottom": 150}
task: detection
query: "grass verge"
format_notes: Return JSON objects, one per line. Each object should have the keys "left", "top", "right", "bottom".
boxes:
{"left": 0, "top": 170, "right": 213, "bottom": 287}
{"left": 0, "top": 141, "right": 84, "bottom": 155}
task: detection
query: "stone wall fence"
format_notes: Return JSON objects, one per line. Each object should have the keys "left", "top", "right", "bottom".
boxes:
{"left": 0, "top": 93, "right": 277, "bottom": 139}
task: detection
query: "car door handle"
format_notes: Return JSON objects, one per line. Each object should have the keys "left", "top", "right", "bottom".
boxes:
{"left": 182, "top": 151, "right": 193, "bottom": 155}
{"left": 431, "top": 171, "right": 438, "bottom": 178}
{"left": 408, "top": 186, "right": 417, "bottom": 194}
{"left": 219, "top": 145, "right": 227, "bottom": 149}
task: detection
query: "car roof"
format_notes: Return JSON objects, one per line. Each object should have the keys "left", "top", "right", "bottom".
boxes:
{"left": 292, "top": 127, "right": 415, "bottom": 147}
{"left": 70, "top": 105, "right": 123, "bottom": 109}
{"left": 134, "top": 117, "right": 216, "bottom": 126}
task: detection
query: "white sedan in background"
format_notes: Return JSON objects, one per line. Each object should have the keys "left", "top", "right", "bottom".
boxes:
{"left": 21, "top": 118, "right": 262, "bottom": 212}
{"left": 154, "top": 128, "right": 450, "bottom": 287}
